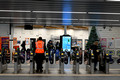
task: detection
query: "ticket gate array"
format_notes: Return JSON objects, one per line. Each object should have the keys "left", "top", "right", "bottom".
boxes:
{"left": 14, "top": 48, "right": 35, "bottom": 74}
{"left": 0, "top": 47, "right": 113, "bottom": 74}
{"left": 13, "top": 47, "right": 111, "bottom": 74}
{"left": 45, "top": 49, "right": 69, "bottom": 74}
{"left": 0, "top": 48, "right": 8, "bottom": 73}
{"left": 44, "top": 49, "right": 66, "bottom": 74}
{"left": 107, "top": 50, "right": 120, "bottom": 64}
{"left": 13, "top": 47, "right": 82, "bottom": 74}
{"left": 102, "top": 50, "right": 120, "bottom": 73}
{"left": 85, "top": 49, "right": 110, "bottom": 74}
{"left": 45, "top": 48, "right": 82, "bottom": 74}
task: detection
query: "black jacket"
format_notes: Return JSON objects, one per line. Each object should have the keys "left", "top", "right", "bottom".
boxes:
{"left": 91, "top": 45, "right": 100, "bottom": 62}
{"left": 56, "top": 42, "right": 60, "bottom": 50}
{"left": 47, "top": 42, "right": 54, "bottom": 51}
{"left": 21, "top": 41, "right": 26, "bottom": 51}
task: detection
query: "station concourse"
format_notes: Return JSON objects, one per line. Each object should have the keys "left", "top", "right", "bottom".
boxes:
{"left": 0, "top": 0, "right": 120, "bottom": 80}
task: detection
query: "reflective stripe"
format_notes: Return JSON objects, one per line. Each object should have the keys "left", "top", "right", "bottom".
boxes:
{"left": 36, "top": 41, "right": 44, "bottom": 49}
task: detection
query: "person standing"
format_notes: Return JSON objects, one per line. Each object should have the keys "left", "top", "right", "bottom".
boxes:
{"left": 35, "top": 37, "right": 45, "bottom": 73}
{"left": 21, "top": 41, "right": 26, "bottom": 51}
{"left": 91, "top": 41, "right": 100, "bottom": 71}
{"left": 55, "top": 41, "right": 60, "bottom": 50}
{"left": 47, "top": 40, "right": 54, "bottom": 54}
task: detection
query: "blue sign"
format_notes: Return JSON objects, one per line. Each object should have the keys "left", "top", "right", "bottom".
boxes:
{"left": 62, "top": 1, "right": 72, "bottom": 25}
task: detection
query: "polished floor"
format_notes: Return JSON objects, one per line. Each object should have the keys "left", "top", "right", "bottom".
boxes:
{"left": 0, "top": 76, "right": 120, "bottom": 80}
{"left": 2, "top": 60, "right": 120, "bottom": 74}
{"left": 0, "top": 59, "right": 120, "bottom": 80}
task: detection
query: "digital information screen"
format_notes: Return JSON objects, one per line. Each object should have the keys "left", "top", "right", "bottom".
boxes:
{"left": 62, "top": 36, "right": 71, "bottom": 52}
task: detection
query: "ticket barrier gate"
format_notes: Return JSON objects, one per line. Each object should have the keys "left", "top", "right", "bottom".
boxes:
{"left": 45, "top": 52, "right": 49, "bottom": 74}
{"left": 49, "top": 49, "right": 55, "bottom": 64}
{"left": 86, "top": 50, "right": 94, "bottom": 74}
{"left": 117, "top": 51, "right": 120, "bottom": 64}
{"left": 30, "top": 49, "right": 35, "bottom": 74}
{"left": 59, "top": 50, "right": 68, "bottom": 74}
{"left": 72, "top": 49, "right": 82, "bottom": 74}
{"left": 45, "top": 49, "right": 61, "bottom": 74}
{"left": 14, "top": 49, "right": 21, "bottom": 74}
{"left": 0, "top": 49, "right": 7, "bottom": 73}
{"left": 59, "top": 52, "right": 65, "bottom": 74}
{"left": 99, "top": 50, "right": 109, "bottom": 74}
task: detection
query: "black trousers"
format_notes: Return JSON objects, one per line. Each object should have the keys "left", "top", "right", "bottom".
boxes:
{"left": 94, "top": 61, "right": 98, "bottom": 69}
{"left": 36, "top": 53, "right": 44, "bottom": 71}
{"left": 94, "top": 56, "right": 98, "bottom": 69}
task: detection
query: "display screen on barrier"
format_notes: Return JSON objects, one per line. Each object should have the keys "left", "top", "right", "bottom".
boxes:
{"left": 62, "top": 36, "right": 71, "bottom": 52}
{"left": 107, "top": 50, "right": 115, "bottom": 55}
{"left": 117, "top": 50, "right": 120, "bottom": 56}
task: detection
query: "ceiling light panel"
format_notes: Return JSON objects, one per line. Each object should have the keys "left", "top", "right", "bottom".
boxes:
{"left": 107, "top": 0, "right": 120, "bottom": 1}
{"left": 0, "top": 17, "right": 36, "bottom": 19}
{"left": 88, "top": 12, "right": 120, "bottom": 15}
{"left": 32, "top": 11, "right": 87, "bottom": 14}
{"left": 0, "top": 10, "right": 31, "bottom": 12}
{"left": 79, "top": 19, "right": 119, "bottom": 22}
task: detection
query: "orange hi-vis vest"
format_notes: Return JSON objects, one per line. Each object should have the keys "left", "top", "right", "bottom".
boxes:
{"left": 35, "top": 40, "right": 44, "bottom": 53}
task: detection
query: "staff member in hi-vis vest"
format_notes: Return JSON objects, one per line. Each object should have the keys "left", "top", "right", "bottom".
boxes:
{"left": 35, "top": 37, "right": 45, "bottom": 73}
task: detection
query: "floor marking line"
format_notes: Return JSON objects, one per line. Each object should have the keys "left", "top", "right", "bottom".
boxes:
{"left": 0, "top": 74, "right": 120, "bottom": 77}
